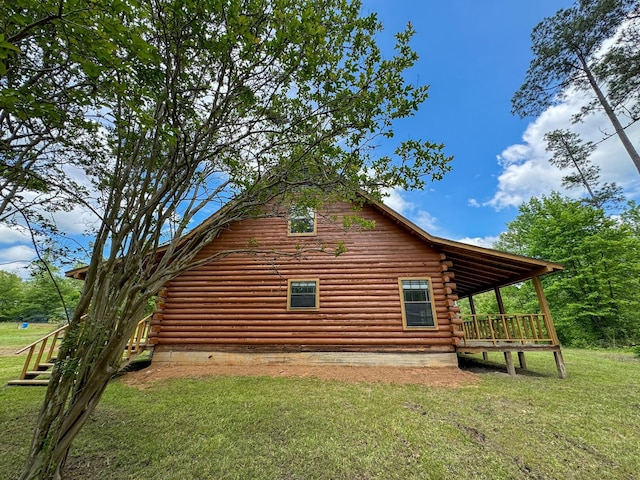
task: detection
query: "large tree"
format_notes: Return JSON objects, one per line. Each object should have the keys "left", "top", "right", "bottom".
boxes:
{"left": 4, "top": 1, "right": 452, "bottom": 479}
{"left": 512, "top": 0, "right": 640, "bottom": 174}
{"left": 495, "top": 193, "right": 640, "bottom": 347}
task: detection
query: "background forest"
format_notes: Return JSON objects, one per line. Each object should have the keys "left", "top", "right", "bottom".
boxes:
{"left": 0, "top": 264, "right": 81, "bottom": 324}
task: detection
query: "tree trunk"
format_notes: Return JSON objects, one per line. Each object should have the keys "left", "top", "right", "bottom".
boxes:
{"left": 19, "top": 312, "right": 138, "bottom": 480}
{"left": 579, "top": 52, "right": 640, "bottom": 175}
{"left": 19, "top": 377, "right": 111, "bottom": 480}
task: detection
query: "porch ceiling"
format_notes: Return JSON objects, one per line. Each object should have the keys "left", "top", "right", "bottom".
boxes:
{"left": 433, "top": 242, "right": 562, "bottom": 298}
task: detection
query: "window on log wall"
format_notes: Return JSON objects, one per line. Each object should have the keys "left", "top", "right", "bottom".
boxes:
{"left": 287, "top": 279, "right": 319, "bottom": 310}
{"left": 399, "top": 278, "right": 438, "bottom": 329}
{"left": 288, "top": 206, "right": 316, "bottom": 236}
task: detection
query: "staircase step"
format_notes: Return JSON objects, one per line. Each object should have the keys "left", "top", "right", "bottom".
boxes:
{"left": 25, "top": 370, "right": 52, "bottom": 378}
{"left": 7, "top": 379, "right": 50, "bottom": 386}
{"left": 39, "top": 363, "right": 55, "bottom": 369}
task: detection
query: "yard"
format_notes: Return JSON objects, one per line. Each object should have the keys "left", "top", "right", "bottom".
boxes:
{"left": 1, "top": 322, "right": 639, "bottom": 479}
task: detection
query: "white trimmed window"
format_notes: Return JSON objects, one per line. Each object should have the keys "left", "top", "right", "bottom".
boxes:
{"left": 287, "top": 279, "right": 319, "bottom": 310}
{"left": 399, "top": 278, "right": 438, "bottom": 328}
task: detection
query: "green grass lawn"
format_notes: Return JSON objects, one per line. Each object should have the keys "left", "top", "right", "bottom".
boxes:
{"left": 0, "top": 322, "right": 59, "bottom": 350}
{"left": 1, "top": 323, "right": 639, "bottom": 479}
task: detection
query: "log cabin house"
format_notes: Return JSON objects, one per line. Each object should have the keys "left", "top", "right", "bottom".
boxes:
{"left": 133, "top": 196, "right": 567, "bottom": 378}
{"left": 9, "top": 196, "right": 567, "bottom": 387}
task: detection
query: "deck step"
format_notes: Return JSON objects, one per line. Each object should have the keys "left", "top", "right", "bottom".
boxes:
{"left": 25, "top": 370, "right": 52, "bottom": 378}
{"left": 7, "top": 379, "right": 50, "bottom": 386}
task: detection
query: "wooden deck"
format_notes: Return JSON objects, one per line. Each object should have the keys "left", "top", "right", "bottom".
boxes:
{"left": 456, "top": 313, "right": 566, "bottom": 378}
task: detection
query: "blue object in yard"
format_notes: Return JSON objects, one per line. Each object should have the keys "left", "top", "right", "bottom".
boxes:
{"left": 20, "top": 322, "right": 28, "bottom": 329}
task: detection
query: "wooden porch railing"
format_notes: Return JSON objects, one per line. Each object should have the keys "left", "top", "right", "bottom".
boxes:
{"left": 13, "top": 324, "right": 69, "bottom": 385}
{"left": 124, "top": 314, "right": 152, "bottom": 361}
{"left": 9, "top": 314, "right": 153, "bottom": 386}
{"left": 459, "top": 313, "right": 557, "bottom": 346}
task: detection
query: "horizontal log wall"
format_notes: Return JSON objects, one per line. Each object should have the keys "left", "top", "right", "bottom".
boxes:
{"left": 151, "top": 203, "right": 458, "bottom": 353}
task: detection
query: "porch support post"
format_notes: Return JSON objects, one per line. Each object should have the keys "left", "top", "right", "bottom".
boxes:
{"left": 499, "top": 287, "right": 516, "bottom": 375}
{"left": 532, "top": 274, "right": 567, "bottom": 378}
{"left": 494, "top": 287, "right": 505, "bottom": 316}
{"left": 495, "top": 287, "right": 509, "bottom": 357}
{"left": 531, "top": 274, "right": 559, "bottom": 345}
{"left": 554, "top": 349, "right": 568, "bottom": 379}
{"left": 517, "top": 351, "right": 527, "bottom": 369}
{"left": 504, "top": 351, "right": 516, "bottom": 376}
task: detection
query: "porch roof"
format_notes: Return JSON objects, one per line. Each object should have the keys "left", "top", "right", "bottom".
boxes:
{"left": 369, "top": 200, "right": 563, "bottom": 299}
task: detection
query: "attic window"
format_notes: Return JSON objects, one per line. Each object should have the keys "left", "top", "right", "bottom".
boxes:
{"left": 288, "top": 279, "right": 319, "bottom": 310}
{"left": 399, "top": 278, "right": 437, "bottom": 329}
{"left": 288, "top": 206, "right": 316, "bottom": 236}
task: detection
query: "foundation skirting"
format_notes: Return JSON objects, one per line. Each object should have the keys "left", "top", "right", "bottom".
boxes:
{"left": 151, "top": 350, "right": 459, "bottom": 368}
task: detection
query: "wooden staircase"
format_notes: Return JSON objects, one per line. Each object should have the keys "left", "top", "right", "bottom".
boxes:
{"left": 7, "top": 315, "right": 152, "bottom": 386}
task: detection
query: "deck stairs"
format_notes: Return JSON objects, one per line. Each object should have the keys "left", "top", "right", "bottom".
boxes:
{"left": 7, "top": 315, "right": 152, "bottom": 386}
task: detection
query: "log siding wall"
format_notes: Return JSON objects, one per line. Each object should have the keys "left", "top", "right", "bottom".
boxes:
{"left": 150, "top": 203, "right": 460, "bottom": 353}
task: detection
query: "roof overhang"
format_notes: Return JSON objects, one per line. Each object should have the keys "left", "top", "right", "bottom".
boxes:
{"left": 368, "top": 198, "right": 563, "bottom": 298}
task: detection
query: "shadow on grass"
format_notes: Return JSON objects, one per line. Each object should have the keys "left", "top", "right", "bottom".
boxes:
{"left": 113, "top": 357, "right": 152, "bottom": 377}
{"left": 457, "top": 354, "right": 550, "bottom": 378}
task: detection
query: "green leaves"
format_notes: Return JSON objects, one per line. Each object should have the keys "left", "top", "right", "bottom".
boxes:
{"left": 0, "top": 33, "right": 20, "bottom": 76}
{"left": 496, "top": 193, "right": 640, "bottom": 346}
{"left": 512, "top": 0, "right": 634, "bottom": 117}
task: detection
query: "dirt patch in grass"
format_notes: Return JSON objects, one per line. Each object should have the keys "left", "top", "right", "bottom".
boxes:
{"left": 119, "top": 364, "right": 479, "bottom": 388}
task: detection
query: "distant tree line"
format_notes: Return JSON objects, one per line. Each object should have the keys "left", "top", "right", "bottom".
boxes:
{"left": 0, "top": 264, "right": 81, "bottom": 324}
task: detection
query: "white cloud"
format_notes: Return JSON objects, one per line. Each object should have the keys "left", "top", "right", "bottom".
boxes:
{"left": 414, "top": 210, "right": 438, "bottom": 232}
{"left": 0, "top": 225, "right": 36, "bottom": 277}
{"left": 0, "top": 244, "right": 36, "bottom": 264}
{"left": 0, "top": 261, "right": 32, "bottom": 278}
{"left": 381, "top": 187, "right": 442, "bottom": 234}
{"left": 17, "top": 190, "right": 101, "bottom": 236}
{"left": 49, "top": 205, "right": 100, "bottom": 235}
{"left": 455, "top": 236, "right": 499, "bottom": 249}
{"left": 0, "top": 224, "right": 31, "bottom": 244}
{"left": 467, "top": 198, "right": 480, "bottom": 208}
{"left": 488, "top": 88, "right": 640, "bottom": 210}
{"left": 382, "top": 187, "right": 414, "bottom": 215}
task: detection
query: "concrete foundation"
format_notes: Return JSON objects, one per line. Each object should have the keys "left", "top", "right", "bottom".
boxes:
{"left": 151, "top": 350, "right": 459, "bottom": 368}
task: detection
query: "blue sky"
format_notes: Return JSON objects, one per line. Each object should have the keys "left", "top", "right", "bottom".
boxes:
{"left": 2, "top": 1, "right": 640, "bottom": 275}
{"left": 364, "top": 0, "right": 640, "bottom": 246}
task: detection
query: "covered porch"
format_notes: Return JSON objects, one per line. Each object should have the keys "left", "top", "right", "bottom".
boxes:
{"left": 432, "top": 236, "right": 566, "bottom": 378}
